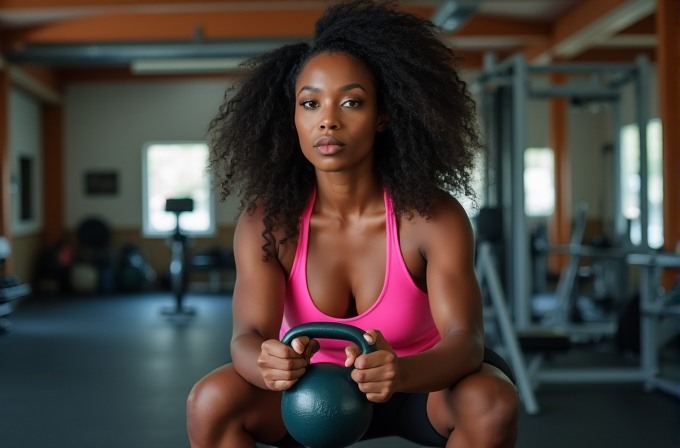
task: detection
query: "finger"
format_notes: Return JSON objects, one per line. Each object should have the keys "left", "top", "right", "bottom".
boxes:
{"left": 269, "top": 379, "right": 299, "bottom": 391}
{"left": 355, "top": 380, "right": 394, "bottom": 403}
{"left": 365, "top": 391, "right": 393, "bottom": 403}
{"left": 303, "top": 338, "right": 320, "bottom": 361}
{"left": 262, "top": 340, "right": 302, "bottom": 359}
{"left": 345, "top": 345, "right": 362, "bottom": 367}
{"left": 363, "top": 330, "right": 376, "bottom": 346}
{"left": 291, "top": 336, "right": 310, "bottom": 355}
{"left": 366, "top": 329, "right": 392, "bottom": 352}
{"left": 351, "top": 361, "right": 397, "bottom": 383}
{"left": 258, "top": 352, "right": 308, "bottom": 371}
{"left": 261, "top": 362, "right": 307, "bottom": 383}
{"left": 354, "top": 350, "right": 397, "bottom": 370}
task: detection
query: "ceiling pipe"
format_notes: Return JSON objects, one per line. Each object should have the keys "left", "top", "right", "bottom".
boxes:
{"left": 4, "top": 37, "right": 310, "bottom": 66}
{"left": 431, "top": 0, "right": 481, "bottom": 33}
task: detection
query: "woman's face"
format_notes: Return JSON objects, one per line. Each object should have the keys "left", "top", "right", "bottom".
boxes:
{"left": 294, "top": 52, "right": 387, "bottom": 173}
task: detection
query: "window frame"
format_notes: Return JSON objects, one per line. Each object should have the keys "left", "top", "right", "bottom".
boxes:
{"left": 141, "top": 140, "right": 216, "bottom": 238}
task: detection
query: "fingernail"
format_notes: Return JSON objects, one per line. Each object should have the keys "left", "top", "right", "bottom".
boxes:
{"left": 363, "top": 333, "right": 374, "bottom": 344}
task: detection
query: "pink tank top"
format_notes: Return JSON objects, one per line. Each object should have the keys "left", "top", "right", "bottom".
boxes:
{"left": 280, "top": 186, "right": 441, "bottom": 365}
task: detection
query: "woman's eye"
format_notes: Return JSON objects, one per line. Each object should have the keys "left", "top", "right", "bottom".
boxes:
{"left": 343, "top": 100, "right": 361, "bottom": 108}
{"left": 301, "top": 100, "right": 317, "bottom": 109}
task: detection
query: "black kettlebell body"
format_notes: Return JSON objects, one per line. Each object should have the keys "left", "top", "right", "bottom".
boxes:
{"left": 280, "top": 322, "right": 377, "bottom": 448}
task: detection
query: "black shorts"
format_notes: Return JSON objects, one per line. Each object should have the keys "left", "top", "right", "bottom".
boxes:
{"left": 273, "top": 347, "right": 514, "bottom": 447}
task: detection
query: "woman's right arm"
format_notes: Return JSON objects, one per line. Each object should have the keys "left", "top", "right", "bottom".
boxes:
{"left": 230, "top": 207, "right": 314, "bottom": 391}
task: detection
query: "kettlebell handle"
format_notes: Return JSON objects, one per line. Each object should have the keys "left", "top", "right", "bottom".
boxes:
{"left": 281, "top": 322, "right": 377, "bottom": 355}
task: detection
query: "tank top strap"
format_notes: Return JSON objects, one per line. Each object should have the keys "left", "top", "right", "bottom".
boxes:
{"left": 383, "top": 189, "right": 398, "bottom": 259}
{"left": 290, "top": 184, "right": 316, "bottom": 279}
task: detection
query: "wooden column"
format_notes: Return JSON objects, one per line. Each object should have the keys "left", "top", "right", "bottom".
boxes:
{"left": 42, "top": 104, "right": 65, "bottom": 247}
{"left": 0, "top": 69, "right": 12, "bottom": 274}
{"left": 548, "top": 72, "right": 571, "bottom": 273}
{"left": 657, "top": 0, "right": 680, "bottom": 252}
{"left": 657, "top": 0, "right": 680, "bottom": 287}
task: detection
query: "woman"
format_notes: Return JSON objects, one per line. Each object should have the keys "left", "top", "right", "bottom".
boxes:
{"left": 187, "top": 1, "right": 519, "bottom": 447}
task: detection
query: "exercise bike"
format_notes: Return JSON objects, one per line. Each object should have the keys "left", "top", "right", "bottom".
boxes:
{"left": 162, "top": 198, "right": 196, "bottom": 318}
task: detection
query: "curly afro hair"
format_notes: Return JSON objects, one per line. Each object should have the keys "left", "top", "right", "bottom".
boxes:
{"left": 208, "top": 0, "right": 483, "bottom": 258}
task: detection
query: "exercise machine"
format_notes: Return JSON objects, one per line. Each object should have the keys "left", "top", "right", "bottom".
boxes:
{"left": 0, "top": 236, "right": 31, "bottom": 333}
{"left": 162, "top": 198, "right": 196, "bottom": 318}
{"left": 627, "top": 252, "right": 680, "bottom": 398}
{"left": 476, "top": 210, "right": 570, "bottom": 415}
{"left": 474, "top": 54, "right": 653, "bottom": 331}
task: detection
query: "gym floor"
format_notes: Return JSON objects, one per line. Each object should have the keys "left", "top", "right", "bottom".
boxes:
{"left": 0, "top": 293, "right": 678, "bottom": 448}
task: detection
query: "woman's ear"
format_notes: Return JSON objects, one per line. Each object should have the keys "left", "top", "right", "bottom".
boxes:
{"left": 377, "top": 112, "right": 389, "bottom": 132}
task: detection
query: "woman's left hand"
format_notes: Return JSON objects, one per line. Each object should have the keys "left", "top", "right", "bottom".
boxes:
{"left": 345, "top": 329, "right": 399, "bottom": 403}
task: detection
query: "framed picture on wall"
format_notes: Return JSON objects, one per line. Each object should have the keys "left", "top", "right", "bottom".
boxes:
{"left": 85, "top": 171, "right": 118, "bottom": 196}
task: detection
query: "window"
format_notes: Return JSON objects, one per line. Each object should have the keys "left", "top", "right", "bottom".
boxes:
{"left": 620, "top": 119, "right": 663, "bottom": 248}
{"left": 524, "top": 147, "right": 555, "bottom": 217}
{"left": 142, "top": 142, "right": 214, "bottom": 236}
{"left": 458, "top": 153, "right": 486, "bottom": 218}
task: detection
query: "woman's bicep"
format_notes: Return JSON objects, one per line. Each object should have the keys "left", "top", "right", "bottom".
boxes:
{"left": 231, "top": 210, "right": 287, "bottom": 343}
{"left": 423, "top": 198, "right": 484, "bottom": 340}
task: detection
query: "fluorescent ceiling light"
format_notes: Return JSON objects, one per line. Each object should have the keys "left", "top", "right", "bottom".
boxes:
{"left": 131, "top": 57, "right": 247, "bottom": 75}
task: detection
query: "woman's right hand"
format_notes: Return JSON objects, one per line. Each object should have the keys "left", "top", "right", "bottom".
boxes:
{"left": 258, "top": 337, "right": 320, "bottom": 391}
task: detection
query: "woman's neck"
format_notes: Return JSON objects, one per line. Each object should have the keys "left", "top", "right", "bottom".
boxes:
{"left": 314, "top": 171, "right": 384, "bottom": 220}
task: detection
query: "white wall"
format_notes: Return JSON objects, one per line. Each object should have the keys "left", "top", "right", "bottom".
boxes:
{"left": 63, "top": 69, "right": 655, "bottom": 233}
{"left": 568, "top": 106, "right": 610, "bottom": 221}
{"left": 64, "top": 80, "right": 241, "bottom": 231}
{"left": 9, "top": 88, "right": 43, "bottom": 236}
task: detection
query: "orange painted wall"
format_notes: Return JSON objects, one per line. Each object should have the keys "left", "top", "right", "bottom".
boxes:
{"left": 0, "top": 70, "right": 12, "bottom": 273}
{"left": 656, "top": 0, "right": 680, "bottom": 286}
{"left": 42, "top": 104, "right": 65, "bottom": 247}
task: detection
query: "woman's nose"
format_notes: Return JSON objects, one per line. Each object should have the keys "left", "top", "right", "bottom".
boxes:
{"left": 319, "top": 110, "right": 340, "bottom": 130}
{"left": 319, "top": 122, "right": 339, "bottom": 130}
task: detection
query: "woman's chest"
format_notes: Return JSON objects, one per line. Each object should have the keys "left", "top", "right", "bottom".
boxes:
{"left": 279, "top": 214, "right": 427, "bottom": 318}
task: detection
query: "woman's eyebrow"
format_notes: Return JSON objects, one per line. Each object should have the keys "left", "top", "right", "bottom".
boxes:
{"left": 338, "top": 83, "right": 365, "bottom": 92}
{"left": 300, "top": 86, "right": 320, "bottom": 94}
{"left": 298, "top": 83, "right": 365, "bottom": 94}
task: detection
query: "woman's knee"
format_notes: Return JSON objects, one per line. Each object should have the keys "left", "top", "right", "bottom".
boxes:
{"left": 453, "top": 365, "right": 520, "bottom": 431}
{"left": 187, "top": 364, "right": 288, "bottom": 447}
{"left": 187, "top": 364, "right": 249, "bottom": 431}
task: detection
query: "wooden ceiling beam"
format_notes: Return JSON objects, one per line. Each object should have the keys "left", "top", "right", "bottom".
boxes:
{"left": 2, "top": 5, "right": 435, "bottom": 45}
{"left": 4, "top": 10, "right": 321, "bottom": 44}
{"left": 0, "top": 0, "right": 322, "bottom": 8}
{"left": 568, "top": 47, "right": 656, "bottom": 62}
{"left": 9, "top": 64, "right": 62, "bottom": 103}
{"left": 618, "top": 13, "right": 656, "bottom": 33}
{"left": 454, "top": 14, "right": 550, "bottom": 38}
{"left": 50, "top": 47, "right": 489, "bottom": 82}
{"left": 523, "top": 0, "right": 656, "bottom": 63}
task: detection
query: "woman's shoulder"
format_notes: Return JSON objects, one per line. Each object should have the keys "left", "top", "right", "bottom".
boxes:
{"left": 408, "top": 190, "right": 471, "bottom": 227}
{"left": 400, "top": 190, "right": 474, "bottom": 249}
{"left": 234, "top": 203, "right": 282, "bottom": 246}
{"left": 234, "top": 201, "right": 296, "bottom": 262}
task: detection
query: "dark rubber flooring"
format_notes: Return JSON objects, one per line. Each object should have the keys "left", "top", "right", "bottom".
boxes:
{"left": 0, "top": 293, "right": 678, "bottom": 448}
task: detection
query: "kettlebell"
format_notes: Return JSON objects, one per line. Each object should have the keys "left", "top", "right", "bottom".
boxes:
{"left": 280, "top": 322, "right": 377, "bottom": 448}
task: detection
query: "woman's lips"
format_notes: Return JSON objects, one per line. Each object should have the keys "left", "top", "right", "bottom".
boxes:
{"left": 314, "top": 136, "right": 345, "bottom": 155}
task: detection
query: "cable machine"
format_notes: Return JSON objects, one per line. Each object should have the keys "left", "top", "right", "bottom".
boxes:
{"left": 475, "top": 53, "right": 652, "bottom": 331}
{"left": 473, "top": 54, "right": 680, "bottom": 400}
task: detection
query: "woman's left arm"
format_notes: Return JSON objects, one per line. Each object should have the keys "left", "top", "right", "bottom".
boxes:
{"left": 350, "top": 194, "right": 484, "bottom": 401}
